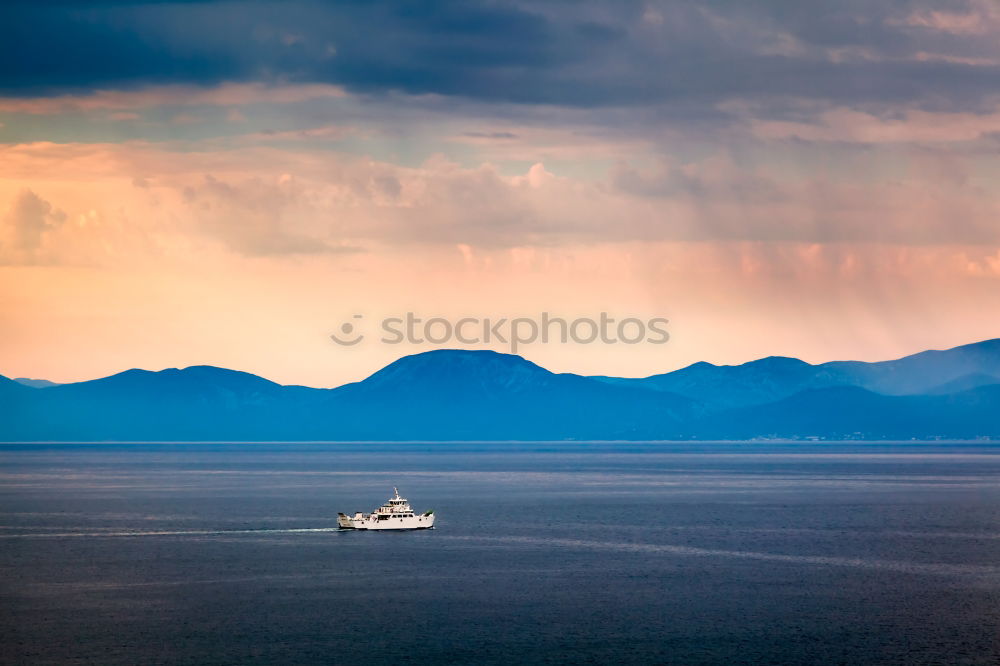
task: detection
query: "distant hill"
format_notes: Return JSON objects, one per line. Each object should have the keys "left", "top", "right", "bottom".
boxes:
{"left": 823, "top": 338, "right": 1000, "bottom": 394}
{"left": 922, "top": 373, "right": 1000, "bottom": 395}
{"left": 4, "top": 367, "right": 328, "bottom": 441}
{"left": 595, "top": 338, "right": 1000, "bottom": 409}
{"left": 13, "top": 378, "right": 61, "bottom": 388}
{"left": 2, "top": 340, "right": 1000, "bottom": 441}
{"left": 1, "top": 352, "right": 694, "bottom": 441}
{"left": 594, "top": 355, "right": 837, "bottom": 409}
{"left": 325, "top": 350, "right": 695, "bottom": 440}
{"left": 1, "top": 375, "right": 33, "bottom": 398}
{"left": 706, "top": 384, "right": 1000, "bottom": 440}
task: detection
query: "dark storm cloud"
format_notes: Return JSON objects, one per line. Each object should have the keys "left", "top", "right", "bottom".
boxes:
{"left": 1, "top": 0, "right": 998, "bottom": 112}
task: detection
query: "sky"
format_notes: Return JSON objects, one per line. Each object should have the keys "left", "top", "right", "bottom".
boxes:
{"left": 2, "top": 0, "right": 1000, "bottom": 387}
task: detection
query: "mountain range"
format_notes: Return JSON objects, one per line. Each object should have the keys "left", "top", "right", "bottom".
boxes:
{"left": 3, "top": 339, "right": 1000, "bottom": 441}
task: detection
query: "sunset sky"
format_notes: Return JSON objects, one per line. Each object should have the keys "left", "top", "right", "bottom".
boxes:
{"left": 3, "top": 1, "right": 1000, "bottom": 387}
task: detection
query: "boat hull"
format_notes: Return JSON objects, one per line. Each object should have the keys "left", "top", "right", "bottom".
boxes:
{"left": 349, "top": 514, "right": 435, "bottom": 530}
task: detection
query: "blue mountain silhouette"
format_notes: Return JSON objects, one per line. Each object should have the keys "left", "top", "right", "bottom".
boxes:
{"left": 595, "top": 338, "right": 1000, "bottom": 408}
{"left": 3, "top": 339, "right": 1000, "bottom": 441}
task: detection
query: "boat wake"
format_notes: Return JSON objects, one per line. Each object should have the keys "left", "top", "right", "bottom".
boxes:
{"left": 0, "top": 527, "right": 343, "bottom": 539}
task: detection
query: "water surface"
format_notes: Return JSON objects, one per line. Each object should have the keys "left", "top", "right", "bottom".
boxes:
{"left": 2, "top": 442, "right": 999, "bottom": 664}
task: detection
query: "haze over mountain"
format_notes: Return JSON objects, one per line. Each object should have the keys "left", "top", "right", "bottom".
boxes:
{"left": 596, "top": 338, "right": 1000, "bottom": 409}
{"left": 923, "top": 373, "right": 1000, "bottom": 396}
{"left": 3, "top": 340, "right": 999, "bottom": 441}
{"left": 13, "top": 378, "right": 60, "bottom": 389}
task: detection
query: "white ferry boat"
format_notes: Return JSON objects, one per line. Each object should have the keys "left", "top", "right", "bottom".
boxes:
{"left": 337, "top": 488, "right": 435, "bottom": 530}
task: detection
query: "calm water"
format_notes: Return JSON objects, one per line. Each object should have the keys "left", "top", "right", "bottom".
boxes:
{"left": 2, "top": 442, "right": 1000, "bottom": 665}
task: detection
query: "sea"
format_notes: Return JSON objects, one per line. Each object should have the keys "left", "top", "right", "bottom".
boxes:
{"left": 1, "top": 442, "right": 999, "bottom": 665}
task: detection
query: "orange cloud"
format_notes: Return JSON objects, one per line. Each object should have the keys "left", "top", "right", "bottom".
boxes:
{"left": 3, "top": 138, "right": 1000, "bottom": 271}
{"left": 0, "top": 189, "right": 66, "bottom": 264}
{"left": 896, "top": 6, "right": 997, "bottom": 35}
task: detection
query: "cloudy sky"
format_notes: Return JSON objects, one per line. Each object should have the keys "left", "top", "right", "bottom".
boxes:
{"left": 3, "top": 0, "right": 1000, "bottom": 386}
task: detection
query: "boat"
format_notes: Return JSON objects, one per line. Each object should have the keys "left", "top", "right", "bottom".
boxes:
{"left": 337, "top": 488, "right": 435, "bottom": 530}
